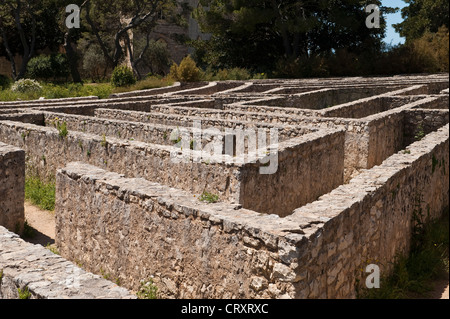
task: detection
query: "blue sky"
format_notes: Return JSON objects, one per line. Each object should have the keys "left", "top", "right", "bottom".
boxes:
{"left": 382, "top": 0, "right": 407, "bottom": 45}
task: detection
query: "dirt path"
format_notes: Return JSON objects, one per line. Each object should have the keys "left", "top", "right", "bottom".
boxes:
{"left": 23, "top": 202, "right": 449, "bottom": 299}
{"left": 24, "top": 201, "right": 55, "bottom": 247}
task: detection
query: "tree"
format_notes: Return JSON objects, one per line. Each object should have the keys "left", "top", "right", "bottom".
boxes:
{"left": 193, "top": 0, "right": 391, "bottom": 72}
{"left": 0, "top": 0, "right": 66, "bottom": 80}
{"left": 81, "top": 0, "right": 182, "bottom": 77}
{"left": 0, "top": 0, "right": 39, "bottom": 80}
{"left": 394, "top": 0, "right": 449, "bottom": 41}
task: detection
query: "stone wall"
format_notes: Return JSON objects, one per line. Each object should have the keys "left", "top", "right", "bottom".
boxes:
{"left": 239, "top": 129, "right": 345, "bottom": 216}
{"left": 42, "top": 111, "right": 313, "bottom": 145}
{"left": 54, "top": 162, "right": 315, "bottom": 298}
{"left": 0, "top": 120, "right": 344, "bottom": 217}
{"left": 403, "top": 109, "right": 450, "bottom": 146}
{"left": 54, "top": 124, "right": 448, "bottom": 298}
{"left": 290, "top": 124, "right": 449, "bottom": 298}
{"left": 247, "top": 86, "right": 407, "bottom": 110}
{"left": 0, "top": 142, "right": 25, "bottom": 233}
{"left": 1, "top": 74, "right": 448, "bottom": 299}
{"left": 0, "top": 120, "right": 243, "bottom": 201}
{"left": 0, "top": 226, "right": 135, "bottom": 299}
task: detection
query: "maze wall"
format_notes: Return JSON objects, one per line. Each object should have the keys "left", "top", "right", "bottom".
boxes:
{"left": 0, "top": 74, "right": 449, "bottom": 299}
{"left": 0, "top": 142, "right": 25, "bottom": 233}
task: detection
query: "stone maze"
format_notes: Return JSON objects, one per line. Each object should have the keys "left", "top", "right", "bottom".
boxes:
{"left": 0, "top": 74, "right": 449, "bottom": 299}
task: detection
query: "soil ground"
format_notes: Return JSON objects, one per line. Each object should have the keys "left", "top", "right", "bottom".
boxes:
{"left": 23, "top": 202, "right": 449, "bottom": 299}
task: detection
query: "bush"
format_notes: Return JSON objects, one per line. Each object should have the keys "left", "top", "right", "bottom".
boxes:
{"left": 11, "top": 79, "right": 43, "bottom": 93}
{"left": 169, "top": 56, "right": 202, "bottom": 82}
{"left": 0, "top": 74, "right": 11, "bottom": 90}
{"left": 215, "top": 68, "right": 252, "bottom": 81}
{"left": 27, "top": 54, "right": 70, "bottom": 81}
{"left": 111, "top": 76, "right": 174, "bottom": 94}
{"left": 410, "top": 26, "right": 449, "bottom": 73}
{"left": 274, "top": 55, "right": 330, "bottom": 79}
{"left": 111, "top": 65, "right": 136, "bottom": 87}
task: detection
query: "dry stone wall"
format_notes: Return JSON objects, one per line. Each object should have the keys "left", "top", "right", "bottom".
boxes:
{"left": 0, "top": 142, "right": 25, "bottom": 233}
{"left": 0, "top": 74, "right": 448, "bottom": 299}
{"left": 55, "top": 124, "right": 448, "bottom": 298}
{"left": 0, "top": 226, "right": 135, "bottom": 299}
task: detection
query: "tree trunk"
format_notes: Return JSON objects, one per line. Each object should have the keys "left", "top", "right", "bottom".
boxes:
{"left": 12, "top": 3, "right": 36, "bottom": 80}
{"left": 0, "top": 26, "right": 18, "bottom": 80}
{"left": 64, "top": 30, "right": 83, "bottom": 83}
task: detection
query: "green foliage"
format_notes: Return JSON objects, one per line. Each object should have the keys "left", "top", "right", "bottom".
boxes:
{"left": 11, "top": 79, "right": 42, "bottom": 94}
{"left": 79, "top": 40, "right": 111, "bottom": 83}
{"left": 57, "top": 121, "right": 69, "bottom": 139}
{"left": 394, "top": 0, "right": 449, "bottom": 41}
{"left": 45, "top": 243, "right": 60, "bottom": 255}
{"left": 27, "top": 54, "right": 70, "bottom": 81}
{"left": 273, "top": 55, "right": 329, "bottom": 79}
{"left": 41, "top": 83, "right": 113, "bottom": 100}
{"left": 18, "top": 286, "right": 31, "bottom": 299}
{"left": 415, "top": 125, "right": 426, "bottom": 141}
{"left": 111, "top": 65, "right": 137, "bottom": 87}
{"left": 25, "top": 175, "right": 56, "bottom": 211}
{"left": 199, "top": 191, "right": 220, "bottom": 204}
{"left": 193, "top": 0, "right": 387, "bottom": 73}
{"left": 137, "top": 278, "right": 158, "bottom": 299}
{"left": 111, "top": 76, "right": 174, "bottom": 94}
{"left": 215, "top": 68, "right": 252, "bottom": 81}
{"left": 0, "top": 74, "right": 11, "bottom": 90}
{"left": 136, "top": 39, "right": 171, "bottom": 76}
{"left": 360, "top": 207, "right": 449, "bottom": 299}
{"left": 100, "top": 134, "right": 108, "bottom": 148}
{"left": 409, "top": 26, "right": 449, "bottom": 72}
{"left": 169, "top": 56, "right": 202, "bottom": 82}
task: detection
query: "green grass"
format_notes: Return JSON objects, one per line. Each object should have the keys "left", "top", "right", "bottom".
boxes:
{"left": 18, "top": 286, "right": 31, "bottom": 299}
{"left": 25, "top": 175, "right": 56, "bottom": 211}
{"left": 0, "top": 76, "right": 173, "bottom": 101}
{"left": 0, "top": 82, "right": 112, "bottom": 101}
{"left": 110, "top": 76, "right": 174, "bottom": 94}
{"left": 360, "top": 208, "right": 449, "bottom": 299}
{"left": 199, "top": 191, "right": 220, "bottom": 204}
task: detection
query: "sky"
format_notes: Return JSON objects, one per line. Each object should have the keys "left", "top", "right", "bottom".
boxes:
{"left": 382, "top": 0, "right": 407, "bottom": 45}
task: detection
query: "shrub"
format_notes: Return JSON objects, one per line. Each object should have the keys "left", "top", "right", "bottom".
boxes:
{"left": 27, "top": 54, "right": 70, "bottom": 80}
{"left": 169, "top": 56, "right": 202, "bottom": 82}
{"left": 111, "top": 76, "right": 174, "bottom": 94}
{"left": 215, "top": 68, "right": 251, "bottom": 81}
{"left": 411, "top": 26, "right": 449, "bottom": 73}
{"left": 111, "top": 65, "right": 136, "bottom": 87}
{"left": 199, "top": 191, "right": 220, "bottom": 203}
{"left": 137, "top": 278, "right": 158, "bottom": 299}
{"left": 0, "top": 74, "right": 11, "bottom": 90}
{"left": 11, "top": 79, "right": 43, "bottom": 94}
{"left": 273, "top": 55, "right": 329, "bottom": 78}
